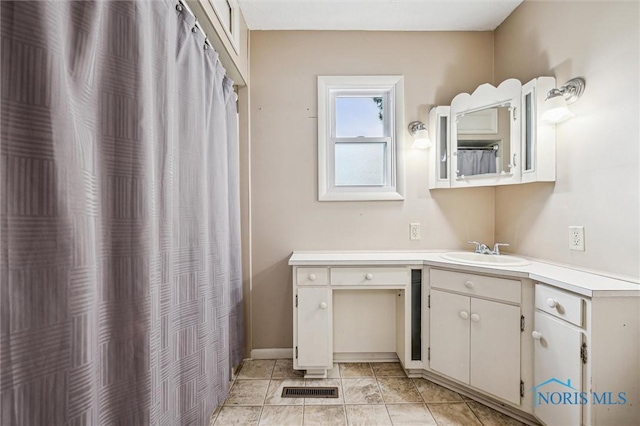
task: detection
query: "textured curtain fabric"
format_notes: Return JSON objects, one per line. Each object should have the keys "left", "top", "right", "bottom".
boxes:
{"left": 1, "top": 1, "right": 242, "bottom": 425}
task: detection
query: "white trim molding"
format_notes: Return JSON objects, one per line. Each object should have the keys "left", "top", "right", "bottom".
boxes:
{"left": 207, "top": 0, "right": 241, "bottom": 54}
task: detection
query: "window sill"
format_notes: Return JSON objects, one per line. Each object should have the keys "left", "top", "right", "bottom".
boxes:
{"left": 318, "top": 191, "right": 404, "bottom": 202}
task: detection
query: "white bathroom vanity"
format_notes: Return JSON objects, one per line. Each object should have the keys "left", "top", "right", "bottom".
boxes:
{"left": 289, "top": 251, "right": 640, "bottom": 426}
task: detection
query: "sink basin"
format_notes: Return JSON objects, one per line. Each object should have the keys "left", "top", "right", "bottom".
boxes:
{"left": 440, "top": 252, "right": 531, "bottom": 267}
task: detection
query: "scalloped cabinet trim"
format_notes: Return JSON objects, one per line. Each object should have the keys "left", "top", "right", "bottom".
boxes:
{"left": 451, "top": 78, "right": 522, "bottom": 112}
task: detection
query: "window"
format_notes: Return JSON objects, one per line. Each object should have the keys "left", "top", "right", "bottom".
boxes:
{"left": 318, "top": 76, "right": 405, "bottom": 201}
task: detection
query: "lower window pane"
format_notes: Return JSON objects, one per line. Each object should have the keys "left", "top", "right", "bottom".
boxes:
{"left": 335, "top": 142, "right": 386, "bottom": 186}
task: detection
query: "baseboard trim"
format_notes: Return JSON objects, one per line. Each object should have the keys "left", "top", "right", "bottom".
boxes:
{"left": 250, "top": 348, "right": 293, "bottom": 359}
{"left": 249, "top": 349, "right": 400, "bottom": 362}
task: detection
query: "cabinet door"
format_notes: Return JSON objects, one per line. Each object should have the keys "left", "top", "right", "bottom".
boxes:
{"left": 533, "top": 311, "right": 583, "bottom": 426}
{"left": 521, "top": 77, "right": 556, "bottom": 184}
{"left": 428, "top": 106, "right": 451, "bottom": 189}
{"left": 296, "top": 287, "right": 331, "bottom": 368}
{"left": 470, "top": 298, "right": 521, "bottom": 404}
{"left": 430, "top": 290, "right": 470, "bottom": 384}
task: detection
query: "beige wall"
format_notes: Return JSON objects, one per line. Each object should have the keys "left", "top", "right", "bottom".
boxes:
{"left": 494, "top": 1, "right": 640, "bottom": 278}
{"left": 249, "top": 31, "right": 496, "bottom": 350}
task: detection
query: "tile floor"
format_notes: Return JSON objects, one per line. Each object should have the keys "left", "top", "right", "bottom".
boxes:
{"left": 210, "top": 360, "right": 527, "bottom": 426}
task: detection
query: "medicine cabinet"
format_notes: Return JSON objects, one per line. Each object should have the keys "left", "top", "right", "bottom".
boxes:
{"left": 428, "top": 77, "right": 556, "bottom": 189}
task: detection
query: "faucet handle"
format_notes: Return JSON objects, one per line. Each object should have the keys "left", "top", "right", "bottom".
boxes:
{"left": 493, "top": 243, "right": 510, "bottom": 255}
{"left": 467, "top": 241, "right": 482, "bottom": 253}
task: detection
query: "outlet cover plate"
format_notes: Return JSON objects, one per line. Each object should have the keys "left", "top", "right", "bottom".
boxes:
{"left": 410, "top": 223, "right": 421, "bottom": 241}
{"left": 569, "top": 226, "right": 585, "bottom": 251}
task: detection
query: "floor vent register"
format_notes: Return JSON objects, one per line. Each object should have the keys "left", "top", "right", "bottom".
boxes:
{"left": 281, "top": 387, "right": 339, "bottom": 398}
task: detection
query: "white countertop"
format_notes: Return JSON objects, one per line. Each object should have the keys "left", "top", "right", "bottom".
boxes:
{"left": 288, "top": 250, "right": 640, "bottom": 298}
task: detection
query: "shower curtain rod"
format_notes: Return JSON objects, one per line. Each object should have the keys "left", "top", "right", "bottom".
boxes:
{"left": 177, "top": 0, "right": 212, "bottom": 50}
{"left": 457, "top": 145, "right": 499, "bottom": 151}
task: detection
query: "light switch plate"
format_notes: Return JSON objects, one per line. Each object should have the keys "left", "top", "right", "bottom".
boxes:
{"left": 569, "top": 226, "right": 585, "bottom": 251}
{"left": 410, "top": 223, "right": 421, "bottom": 241}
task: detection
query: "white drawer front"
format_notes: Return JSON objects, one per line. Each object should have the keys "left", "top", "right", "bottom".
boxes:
{"left": 296, "top": 267, "right": 328, "bottom": 286}
{"left": 331, "top": 267, "right": 409, "bottom": 286}
{"left": 430, "top": 269, "right": 520, "bottom": 304}
{"left": 535, "top": 284, "right": 583, "bottom": 327}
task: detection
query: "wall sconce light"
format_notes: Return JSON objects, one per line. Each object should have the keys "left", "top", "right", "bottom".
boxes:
{"left": 408, "top": 121, "right": 432, "bottom": 149}
{"left": 541, "top": 77, "right": 586, "bottom": 124}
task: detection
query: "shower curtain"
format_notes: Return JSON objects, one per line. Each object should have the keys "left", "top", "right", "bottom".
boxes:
{"left": 1, "top": 1, "right": 243, "bottom": 425}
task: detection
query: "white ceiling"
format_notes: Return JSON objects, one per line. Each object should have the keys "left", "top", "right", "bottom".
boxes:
{"left": 237, "top": 0, "right": 524, "bottom": 31}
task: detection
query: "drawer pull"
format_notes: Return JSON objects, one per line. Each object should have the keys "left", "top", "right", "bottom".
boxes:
{"left": 546, "top": 298, "right": 558, "bottom": 308}
{"left": 459, "top": 311, "right": 469, "bottom": 320}
{"left": 464, "top": 280, "right": 474, "bottom": 289}
{"left": 319, "top": 302, "right": 327, "bottom": 310}
{"left": 532, "top": 330, "right": 543, "bottom": 340}
{"left": 309, "top": 274, "right": 316, "bottom": 281}
{"left": 365, "top": 273, "right": 374, "bottom": 280}
{"left": 470, "top": 313, "right": 480, "bottom": 322}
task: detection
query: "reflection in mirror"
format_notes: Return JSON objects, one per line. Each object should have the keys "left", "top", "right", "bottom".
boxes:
{"left": 524, "top": 92, "right": 533, "bottom": 171}
{"left": 456, "top": 107, "right": 511, "bottom": 177}
{"left": 439, "top": 116, "right": 448, "bottom": 179}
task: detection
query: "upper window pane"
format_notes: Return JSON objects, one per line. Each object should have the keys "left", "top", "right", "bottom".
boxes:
{"left": 335, "top": 96, "right": 385, "bottom": 137}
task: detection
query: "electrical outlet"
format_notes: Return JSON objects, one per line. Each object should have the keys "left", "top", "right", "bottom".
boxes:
{"left": 410, "top": 223, "right": 421, "bottom": 241}
{"left": 569, "top": 226, "right": 585, "bottom": 251}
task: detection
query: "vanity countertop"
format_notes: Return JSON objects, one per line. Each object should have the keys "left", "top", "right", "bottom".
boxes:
{"left": 288, "top": 250, "right": 640, "bottom": 298}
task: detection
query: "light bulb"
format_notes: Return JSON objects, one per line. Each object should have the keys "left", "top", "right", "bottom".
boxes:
{"left": 411, "top": 128, "right": 432, "bottom": 149}
{"left": 542, "top": 93, "right": 574, "bottom": 123}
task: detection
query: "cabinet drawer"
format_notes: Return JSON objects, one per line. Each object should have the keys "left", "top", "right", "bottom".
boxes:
{"left": 331, "top": 267, "right": 409, "bottom": 286}
{"left": 296, "top": 267, "right": 328, "bottom": 286}
{"left": 535, "top": 284, "right": 583, "bottom": 327}
{"left": 430, "top": 269, "right": 520, "bottom": 304}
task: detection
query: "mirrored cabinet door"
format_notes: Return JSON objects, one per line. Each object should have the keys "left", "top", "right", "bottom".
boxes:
{"left": 521, "top": 76, "right": 556, "bottom": 183}
{"left": 455, "top": 106, "right": 512, "bottom": 178}
{"left": 428, "top": 106, "right": 451, "bottom": 189}
{"left": 449, "top": 79, "right": 522, "bottom": 188}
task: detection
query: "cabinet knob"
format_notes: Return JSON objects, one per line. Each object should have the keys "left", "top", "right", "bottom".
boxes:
{"left": 532, "top": 331, "right": 543, "bottom": 340}
{"left": 470, "top": 313, "right": 480, "bottom": 322}
{"left": 319, "top": 302, "right": 327, "bottom": 310}
{"left": 546, "top": 298, "right": 558, "bottom": 308}
{"left": 309, "top": 274, "right": 316, "bottom": 281}
{"left": 459, "top": 311, "right": 469, "bottom": 320}
{"left": 365, "top": 273, "right": 373, "bottom": 280}
{"left": 464, "top": 280, "right": 474, "bottom": 289}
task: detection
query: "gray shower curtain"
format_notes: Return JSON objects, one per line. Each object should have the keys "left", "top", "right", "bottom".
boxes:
{"left": 457, "top": 150, "right": 497, "bottom": 176}
{"left": 1, "top": 1, "right": 243, "bottom": 425}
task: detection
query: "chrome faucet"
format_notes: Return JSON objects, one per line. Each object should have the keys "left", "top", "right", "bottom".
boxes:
{"left": 492, "top": 243, "right": 510, "bottom": 255}
{"left": 468, "top": 241, "right": 510, "bottom": 255}
{"left": 468, "top": 241, "right": 492, "bottom": 254}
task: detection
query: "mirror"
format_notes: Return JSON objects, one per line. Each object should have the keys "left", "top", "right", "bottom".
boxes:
{"left": 455, "top": 106, "right": 512, "bottom": 178}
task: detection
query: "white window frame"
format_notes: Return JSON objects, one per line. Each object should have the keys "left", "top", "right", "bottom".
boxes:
{"left": 318, "top": 75, "right": 405, "bottom": 201}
